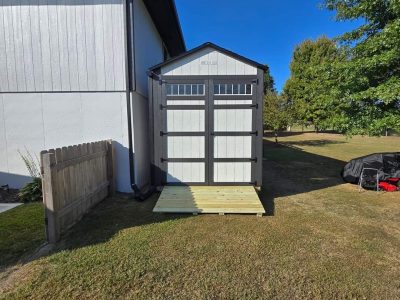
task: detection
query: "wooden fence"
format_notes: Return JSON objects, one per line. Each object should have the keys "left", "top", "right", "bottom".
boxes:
{"left": 40, "top": 140, "right": 114, "bottom": 244}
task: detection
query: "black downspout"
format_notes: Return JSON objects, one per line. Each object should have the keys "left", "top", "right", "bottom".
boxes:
{"left": 125, "top": 0, "right": 153, "bottom": 201}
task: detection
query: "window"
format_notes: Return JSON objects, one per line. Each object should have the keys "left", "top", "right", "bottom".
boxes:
{"left": 214, "top": 84, "right": 252, "bottom": 95}
{"left": 166, "top": 84, "right": 205, "bottom": 96}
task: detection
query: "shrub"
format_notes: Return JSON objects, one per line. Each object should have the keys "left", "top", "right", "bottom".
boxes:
{"left": 18, "top": 150, "right": 42, "bottom": 202}
{"left": 19, "top": 177, "right": 42, "bottom": 202}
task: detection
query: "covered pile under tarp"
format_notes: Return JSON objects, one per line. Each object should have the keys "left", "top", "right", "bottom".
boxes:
{"left": 341, "top": 153, "right": 400, "bottom": 188}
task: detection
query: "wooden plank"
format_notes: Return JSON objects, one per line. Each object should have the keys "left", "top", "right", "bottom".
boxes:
{"left": 154, "top": 186, "right": 265, "bottom": 215}
{"left": 106, "top": 140, "right": 115, "bottom": 196}
{"left": 42, "top": 151, "right": 60, "bottom": 243}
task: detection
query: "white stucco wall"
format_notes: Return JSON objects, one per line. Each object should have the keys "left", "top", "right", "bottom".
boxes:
{"left": 0, "top": 92, "right": 131, "bottom": 192}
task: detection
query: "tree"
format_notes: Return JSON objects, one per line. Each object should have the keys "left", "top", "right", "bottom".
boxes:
{"left": 264, "top": 91, "right": 290, "bottom": 142}
{"left": 263, "top": 65, "right": 276, "bottom": 94}
{"left": 283, "top": 37, "right": 345, "bottom": 131}
{"left": 323, "top": 0, "right": 400, "bottom": 135}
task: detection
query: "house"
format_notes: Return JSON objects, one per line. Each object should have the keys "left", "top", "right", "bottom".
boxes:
{"left": 0, "top": 0, "right": 185, "bottom": 194}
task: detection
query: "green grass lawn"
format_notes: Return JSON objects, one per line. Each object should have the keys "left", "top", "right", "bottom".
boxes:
{"left": 1, "top": 133, "right": 399, "bottom": 299}
{"left": 0, "top": 203, "right": 45, "bottom": 270}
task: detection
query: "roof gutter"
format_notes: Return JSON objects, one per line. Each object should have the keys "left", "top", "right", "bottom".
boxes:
{"left": 125, "top": 0, "right": 153, "bottom": 201}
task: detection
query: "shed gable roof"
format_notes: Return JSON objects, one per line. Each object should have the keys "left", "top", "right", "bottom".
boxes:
{"left": 150, "top": 42, "right": 267, "bottom": 72}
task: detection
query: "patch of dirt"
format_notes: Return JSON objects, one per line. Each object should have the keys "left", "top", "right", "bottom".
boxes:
{"left": 0, "top": 187, "right": 21, "bottom": 203}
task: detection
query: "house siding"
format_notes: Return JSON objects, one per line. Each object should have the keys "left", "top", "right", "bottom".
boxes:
{"left": 133, "top": 0, "right": 164, "bottom": 97}
{"left": 0, "top": 92, "right": 131, "bottom": 192}
{"left": 0, "top": 0, "right": 126, "bottom": 92}
{"left": 0, "top": 0, "right": 168, "bottom": 192}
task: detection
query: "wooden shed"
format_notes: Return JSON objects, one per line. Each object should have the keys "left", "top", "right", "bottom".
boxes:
{"left": 148, "top": 43, "right": 266, "bottom": 215}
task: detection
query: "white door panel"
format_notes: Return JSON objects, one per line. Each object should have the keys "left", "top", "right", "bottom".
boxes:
{"left": 214, "top": 136, "right": 252, "bottom": 158}
{"left": 168, "top": 136, "right": 205, "bottom": 158}
{"left": 214, "top": 109, "right": 252, "bottom": 132}
{"left": 214, "top": 162, "right": 252, "bottom": 182}
{"left": 167, "top": 162, "right": 205, "bottom": 183}
{"left": 167, "top": 110, "right": 205, "bottom": 132}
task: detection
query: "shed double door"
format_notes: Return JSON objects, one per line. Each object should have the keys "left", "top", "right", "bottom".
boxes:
{"left": 159, "top": 77, "right": 259, "bottom": 185}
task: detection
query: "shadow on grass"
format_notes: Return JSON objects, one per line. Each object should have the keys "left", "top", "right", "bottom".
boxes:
{"left": 281, "top": 139, "right": 346, "bottom": 147}
{"left": 264, "top": 130, "right": 340, "bottom": 139}
{"left": 259, "top": 139, "right": 346, "bottom": 216}
{"left": 59, "top": 195, "right": 191, "bottom": 251}
{"left": 7, "top": 137, "right": 349, "bottom": 264}
{"left": 59, "top": 138, "right": 348, "bottom": 249}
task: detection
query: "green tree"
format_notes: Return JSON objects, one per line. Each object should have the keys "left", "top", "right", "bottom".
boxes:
{"left": 264, "top": 91, "right": 290, "bottom": 142}
{"left": 283, "top": 37, "right": 345, "bottom": 131}
{"left": 263, "top": 65, "right": 275, "bottom": 93}
{"left": 323, "top": 0, "right": 400, "bottom": 135}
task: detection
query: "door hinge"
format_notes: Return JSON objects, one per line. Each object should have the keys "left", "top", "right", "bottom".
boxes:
{"left": 160, "top": 104, "right": 167, "bottom": 110}
{"left": 250, "top": 158, "right": 258, "bottom": 162}
{"left": 250, "top": 131, "right": 258, "bottom": 136}
{"left": 250, "top": 103, "right": 258, "bottom": 109}
{"left": 160, "top": 131, "right": 168, "bottom": 136}
{"left": 161, "top": 158, "right": 168, "bottom": 163}
{"left": 252, "top": 79, "right": 259, "bottom": 85}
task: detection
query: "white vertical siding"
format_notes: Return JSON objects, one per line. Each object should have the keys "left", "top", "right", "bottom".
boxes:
{"left": 112, "top": 1, "right": 125, "bottom": 90}
{"left": 75, "top": 1, "right": 88, "bottom": 90}
{"left": 2, "top": 2, "right": 17, "bottom": 91}
{"left": 0, "top": 0, "right": 126, "bottom": 92}
{"left": 29, "top": 2, "right": 44, "bottom": 91}
{"left": 161, "top": 47, "right": 258, "bottom": 76}
{"left": 0, "top": 2, "right": 8, "bottom": 92}
{"left": 38, "top": 0, "right": 53, "bottom": 90}
{"left": 66, "top": 1, "right": 79, "bottom": 90}
{"left": 133, "top": 0, "right": 164, "bottom": 97}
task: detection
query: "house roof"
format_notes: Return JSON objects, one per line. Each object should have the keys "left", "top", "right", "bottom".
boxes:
{"left": 143, "top": 0, "right": 186, "bottom": 57}
{"left": 150, "top": 42, "right": 268, "bottom": 72}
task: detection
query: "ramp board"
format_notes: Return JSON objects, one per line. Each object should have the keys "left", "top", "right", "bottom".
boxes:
{"left": 153, "top": 186, "right": 265, "bottom": 216}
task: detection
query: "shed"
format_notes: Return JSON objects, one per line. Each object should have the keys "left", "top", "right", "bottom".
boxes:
{"left": 148, "top": 42, "right": 266, "bottom": 189}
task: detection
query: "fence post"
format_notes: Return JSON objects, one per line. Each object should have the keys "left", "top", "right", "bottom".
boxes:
{"left": 106, "top": 140, "right": 115, "bottom": 196}
{"left": 42, "top": 152, "right": 59, "bottom": 244}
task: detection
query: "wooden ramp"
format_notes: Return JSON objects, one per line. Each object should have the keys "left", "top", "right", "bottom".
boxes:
{"left": 153, "top": 186, "right": 265, "bottom": 216}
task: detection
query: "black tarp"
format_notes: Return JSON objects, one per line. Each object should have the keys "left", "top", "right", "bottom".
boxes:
{"left": 341, "top": 152, "right": 400, "bottom": 184}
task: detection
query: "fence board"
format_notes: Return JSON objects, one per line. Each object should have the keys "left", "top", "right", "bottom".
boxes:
{"left": 41, "top": 140, "right": 114, "bottom": 244}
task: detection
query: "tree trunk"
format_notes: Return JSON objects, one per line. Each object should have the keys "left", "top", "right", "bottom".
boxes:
{"left": 274, "top": 130, "right": 278, "bottom": 143}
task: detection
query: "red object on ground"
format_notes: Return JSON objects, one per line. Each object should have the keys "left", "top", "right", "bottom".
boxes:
{"left": 379, "top": 182, "right": 398, "bottom": 192}
{"left": 386, "top": 178, "right": 400, "bottom": 184}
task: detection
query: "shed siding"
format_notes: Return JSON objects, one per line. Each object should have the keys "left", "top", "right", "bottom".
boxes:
{"left": 0, "top": 0, "right": 126, "bottom": 92}
{"left": 161, "top": 47, "right": 258, "bottom": 76}
{"left": 0, "top": 92, "right": 131, "bottom": 192}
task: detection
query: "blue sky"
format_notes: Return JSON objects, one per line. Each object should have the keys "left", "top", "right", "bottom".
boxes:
{"left": 175, "top": 0, "right": 362, "bottom": 92}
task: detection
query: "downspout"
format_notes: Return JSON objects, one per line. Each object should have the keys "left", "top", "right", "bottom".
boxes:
{"left": 125, "top": 0, "right": 153, "bottom": 200}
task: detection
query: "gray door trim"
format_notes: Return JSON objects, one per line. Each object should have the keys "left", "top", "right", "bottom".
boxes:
{"left": 153, "top": 74, "right": 263, "bottom": 187}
